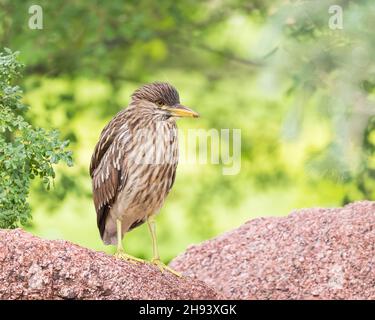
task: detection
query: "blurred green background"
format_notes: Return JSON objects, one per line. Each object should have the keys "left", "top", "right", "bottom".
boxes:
{"left": 1, "top": 0, "right": 375, "bottom": 261}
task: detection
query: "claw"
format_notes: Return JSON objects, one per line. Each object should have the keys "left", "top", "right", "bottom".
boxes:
{"left": 151, "top": 258, "right": 182, "bottom": 277}
{"left": 115, "top": 251, "right": 145, "bottom": 264}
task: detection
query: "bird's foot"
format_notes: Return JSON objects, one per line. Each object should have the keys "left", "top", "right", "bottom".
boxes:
{"left": 151, "top": 258, "right": 181, "bottom": 277}
{"left": 114, "top": 250, "right": 145, "bottom": 264}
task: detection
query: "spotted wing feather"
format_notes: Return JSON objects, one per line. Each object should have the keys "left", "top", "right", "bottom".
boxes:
{"left": 90, "top": 111, "right": 128, "bottom": 239}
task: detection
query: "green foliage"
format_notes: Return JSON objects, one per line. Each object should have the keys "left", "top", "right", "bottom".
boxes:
{"left": 0, "top": 49, "right": 72, "bottom": 228}
{"left": 260, "top": 0, "right": 375, "bottom": 201}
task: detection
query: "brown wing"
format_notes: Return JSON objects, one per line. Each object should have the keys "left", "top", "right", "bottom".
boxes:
{"left": 90, "top": 110, "right": 126, "bottom": 178}
{"left": 90, "top": 111, "right": 128, "bottom": 239}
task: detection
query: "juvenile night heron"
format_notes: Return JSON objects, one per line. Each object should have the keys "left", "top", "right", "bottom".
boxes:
{"left": 90, "top": 82, "right": 199, "bottom": 275}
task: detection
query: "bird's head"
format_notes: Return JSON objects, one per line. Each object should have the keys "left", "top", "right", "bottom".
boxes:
{"left": 131, "top": 82, "right": 199, "bottom": 119}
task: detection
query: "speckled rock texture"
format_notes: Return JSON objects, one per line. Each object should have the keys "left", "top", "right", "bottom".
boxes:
{"left": 0, "top": 229, "right": 222, "bottom": 300}
{"left": 170, "top": 201, "right": 375, "bottom": 300}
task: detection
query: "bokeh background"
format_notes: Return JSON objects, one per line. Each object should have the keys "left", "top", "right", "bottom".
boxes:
{"left": 1, "top": 0, "right": 375, "bottom": 262}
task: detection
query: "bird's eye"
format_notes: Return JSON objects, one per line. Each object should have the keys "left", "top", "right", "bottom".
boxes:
{"left": 156, "top": 100, "right": 163, "bottom": 107}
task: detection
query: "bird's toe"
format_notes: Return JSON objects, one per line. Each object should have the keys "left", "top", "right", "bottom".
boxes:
{"left": 114, "top": 251, "right": 145, "bottom": 264}
{"left": 151, "top": 258, "right": 182, "bottom": 277}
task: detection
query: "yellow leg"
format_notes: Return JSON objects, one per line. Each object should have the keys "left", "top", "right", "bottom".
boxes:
{"left": 147, "top": 216, "right": 181, "bottom": 277}
{"left": 114, "top": 219, "right": 145, "bottom": 263}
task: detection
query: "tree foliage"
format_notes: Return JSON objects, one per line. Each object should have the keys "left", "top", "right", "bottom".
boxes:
{"left": 260, "top": 0, "right": 375, "bottom": 201}
{"left": 0, "top": 49, "right": 72, "bottom": 228}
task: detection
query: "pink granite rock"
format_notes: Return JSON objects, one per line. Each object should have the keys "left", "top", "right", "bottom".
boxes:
{"left": 170, "top": 201, "right": 375, "bottom": 299}
{"left": 0, "top": 229, "right": 222, "bottom": 300}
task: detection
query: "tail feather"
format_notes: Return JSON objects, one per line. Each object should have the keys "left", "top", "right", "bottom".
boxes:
{"left": 99, "top": 210, "right": 118, "bottom": 245}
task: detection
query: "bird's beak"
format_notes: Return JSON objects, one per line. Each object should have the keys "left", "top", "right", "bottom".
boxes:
{"left": 168, "top": 104, "right": 199, "bottom": 118}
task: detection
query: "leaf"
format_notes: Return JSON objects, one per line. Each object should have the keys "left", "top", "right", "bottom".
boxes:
{"left": 0, "top": 49, "right": 73, "bottom": 228}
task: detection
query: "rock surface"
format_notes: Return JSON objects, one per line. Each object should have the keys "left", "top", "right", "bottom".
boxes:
{"left": 0, "top": 229, "right": 222, "bottom": 300}
{"left": 170, "top": 201, "right": 375, "bottom": 299}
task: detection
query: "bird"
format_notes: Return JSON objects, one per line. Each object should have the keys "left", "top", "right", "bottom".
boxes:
{"left": 89, "top": 82, "right": 199, "bottom": 275}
